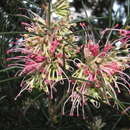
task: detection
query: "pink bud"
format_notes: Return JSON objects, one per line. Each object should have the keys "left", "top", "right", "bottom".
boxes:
{"left": 104, "top": 43, "right": 113, "bottom": 52}
{"left": 6, "top": 49, "right": 12, "bottom": 54}
{"left": 79, "top": 22, "right": 86, "bottom": 27}
{"left": 56, "top": 53, "right": 63, "bottom": 58}
{"left": 34, "top": 56, "right": 46, "bottom": 62}
{"left": 119, "top": 30, "right": 130, "bottom": 36}
{"left": 87, "top": 43, "right": 99, "bottom": 56}
{"left": 6, "top": 58, "right": 11, "bottom": 61}
{"left": 83, "top": 68, "right": 90, "bottom": 75}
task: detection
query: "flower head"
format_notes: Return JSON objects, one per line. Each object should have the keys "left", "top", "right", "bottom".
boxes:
{"left": 7, "top": 6, "right": 130, "bottom": 119}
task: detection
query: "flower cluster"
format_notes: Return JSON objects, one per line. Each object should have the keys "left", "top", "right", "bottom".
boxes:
{"left": 67, "top": 27, "right": 130, "bottom": 117}
{"left": 7, "top": 1, "right": 130, "bottom": 119}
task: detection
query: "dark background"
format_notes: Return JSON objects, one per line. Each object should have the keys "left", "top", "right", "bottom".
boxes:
{"left": 0, "top": 0, "right": 130, "bottom": 130}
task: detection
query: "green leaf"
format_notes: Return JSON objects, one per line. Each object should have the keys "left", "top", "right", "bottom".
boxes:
{"left": 0, "top": 67, "right": 16, "bottom": 73}
{"left": 52, "top": 0, "right": 69, "bottom": 17}
{"left": 0, "top": 76, "right": 23, "bottom": 83}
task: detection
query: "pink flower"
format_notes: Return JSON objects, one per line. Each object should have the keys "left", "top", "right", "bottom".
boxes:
{"left": 50, "top": 47, "right": 55, "bottom": 54}
{"left": 88, "top": 73, "right": 95, "bottom": 81}
{"left": 56, "top": 53, "right": 63, "bottom": 58}
{"left": 6, "top": 49, "right": 13, "bottom": 54}
{"left": 6, "top": 48, "right": 32, "bottom": 55}
{"left": 50, "top": 40, "right": 60, "bottom": 54}
{"left": 120, "top": 38, "right": 128, "bottom": 44}
{"left": 44, "top": 79, "right": 52, "bottom": 84}
{"left": 83, "top": 67, "right": 90, "bottom": 76}
{"left": 119, "top": 30, "right": 130, "bottom": 36}
{"left": 28, "top": 54, "right": 46, "bottom": 63}
{"left": 101, "top": 62, "right": 121, "bottom": 75}
{"left": 103, "top": 43, "right": 113, "bottom": 52}
{"left": 34, "top": 55, "right": 46, "bottom": 62}
{"left": 57, "top": 70, "right": 62, "bottom": 76}
{"left": 101, "top": 43, "right": 113, "bottom": 56}
{"left": 79, "top": 22, "right": 86, "bottom": 27}
{"left": 39, "top": 68, "right": 46, "bottom": 73}
{"left": 25, "top": 61, "right": 36, "bottom": 65}
{"left": 22, "top": 62, "right": 39, "bottom": 74}
{"left": 87, "top": 42, "right": 99, "bottom": 56}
